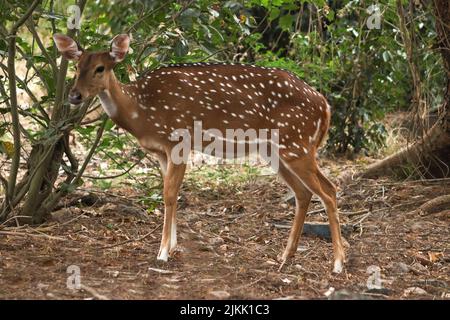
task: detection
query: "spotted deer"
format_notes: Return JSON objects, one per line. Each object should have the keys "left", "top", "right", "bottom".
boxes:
{"left": 53, "top": 33, "right": 345, "bottom": 273}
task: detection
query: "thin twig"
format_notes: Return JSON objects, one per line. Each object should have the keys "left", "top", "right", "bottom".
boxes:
{"left": 0, "top": 230, "right": 67, "bottom": 241}
{"left": 4, "top": 0, "right": 42, "bottom": 208}
{"left": 26, "top": 20, "right": 57, "bottom": 77}
{"left": 125, "top": 1, "right": 171, "bottom": 33}
{"left": 341, "top": 209, "right": 369, "bottom": 216}
{"left": 82, "top": 160, "right": 141, "bottom": 180}
{"left": 232, "top": 276, "right": 264, "bottom": 291}
{"left": 80, "top": 284, "right": 110, "bottom": 300}
{"left": 0, "top": 215, "right": 32, "bottom": 227}
{"left": 72, "top": 116, "right": 108, "bottom": 186}
{"left": 99, "top": 223, "right": 162, "bottom": 249}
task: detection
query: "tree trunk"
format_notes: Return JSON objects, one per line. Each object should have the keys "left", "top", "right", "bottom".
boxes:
{"left": 360, "top": 113, "right": 450, "bottom": 178}
{"left": 359, "top": 0, "right": 450, "bottom": 179}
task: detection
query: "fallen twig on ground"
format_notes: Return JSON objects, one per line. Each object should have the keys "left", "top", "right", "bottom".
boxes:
{"left": 80, "top": 284, "right": 110, "bottom": 300}
{"left": 417, "top": 194, "right": 450, "bottom": 216}
{"left": 0, "top": 230, "right": 67, "bottom": 241}
{"left": 98, "top": 223, "right": 162, "bottom": 249}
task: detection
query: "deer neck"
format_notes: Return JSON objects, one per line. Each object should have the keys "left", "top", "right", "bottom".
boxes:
{"left": 98, "top": 72, "right": 140, "bottom": 135}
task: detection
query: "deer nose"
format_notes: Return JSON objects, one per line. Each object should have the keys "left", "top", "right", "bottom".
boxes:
{"left": 69, "top": 90, "right": 82, "bottom": 105}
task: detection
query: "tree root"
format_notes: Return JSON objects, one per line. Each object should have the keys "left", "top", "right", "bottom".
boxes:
{"left": 418, "top": 194, "right": 450, "bottom": 216}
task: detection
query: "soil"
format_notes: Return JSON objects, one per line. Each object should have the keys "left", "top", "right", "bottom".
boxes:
{"left": 0, "top": 161, "right": 448, "bottom": 300}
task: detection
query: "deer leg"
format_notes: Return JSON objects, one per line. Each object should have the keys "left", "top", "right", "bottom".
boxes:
{"left": 277, "top": 161, "right": 312, "bottom": 263}
{"left": 157, "top": 159, "right": 186, "bottom": 261}
{"left": 154, "top": 151, "right": 168, "bottom": 178}
{"left": 284, "top": 157, "right": 345, "bottom": 273}
{"left": 315, "top": 169, "right": 345, "bottom": 273}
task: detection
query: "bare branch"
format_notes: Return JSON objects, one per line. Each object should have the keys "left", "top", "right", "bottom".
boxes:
{"left": 72, "top": 116, "right": 108, "bottom": 186}
{"left": 5, "top": 0, "right": 42, "bottom": 205}
{"left": 26, "top": 20, "right": 58, "bottom": 78}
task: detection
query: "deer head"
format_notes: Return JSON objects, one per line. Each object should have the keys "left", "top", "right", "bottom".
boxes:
{"left": 53, "top": 34, "right": 130, "bottom": 105}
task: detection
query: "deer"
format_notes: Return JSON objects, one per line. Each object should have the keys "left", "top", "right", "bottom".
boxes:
{"left": 53, "top": 33, "right": 345, "bottom": 273}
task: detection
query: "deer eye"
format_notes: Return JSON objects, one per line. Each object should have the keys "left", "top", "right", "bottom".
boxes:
{"left": 95, "top": 66, "right": 105, "bottom": 73}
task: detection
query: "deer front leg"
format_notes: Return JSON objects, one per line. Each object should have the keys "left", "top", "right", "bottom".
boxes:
{"left": 155, "top": 151, "right": 168, "bottom": 178}
{"left": 157, "top": 159, "right": 186, "bottom": 262}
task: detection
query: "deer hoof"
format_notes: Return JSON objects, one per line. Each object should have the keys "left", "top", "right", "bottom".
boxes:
{"left": 332, "top": 260, "right": 343, "bottom": 274}
{"left": 157, "top": 247, "right": 169, "bottom": 262}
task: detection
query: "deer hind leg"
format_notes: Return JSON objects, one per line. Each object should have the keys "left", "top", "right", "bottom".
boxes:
{"left": 315, "top": 169, "right": 345, "bottom": 273}
{"left": 277, "top": 160, "right": 313, "bottom": 263}
{"left": 283, "top": 156, "right": 345, "bottom": 273}
{"left": 157, "top": 159, "right": 186, "bottom": 262}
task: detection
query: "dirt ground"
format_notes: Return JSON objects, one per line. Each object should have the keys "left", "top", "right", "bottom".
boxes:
{"left": 0, "top": 160, "right": 448, "bottom": 300}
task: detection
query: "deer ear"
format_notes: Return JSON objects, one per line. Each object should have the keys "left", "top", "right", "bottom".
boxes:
{"left": 110, "top": 34, "right": 130, "bottom": 63}
{"left": 53, "top": 34, "right": 82, "bottom": 61}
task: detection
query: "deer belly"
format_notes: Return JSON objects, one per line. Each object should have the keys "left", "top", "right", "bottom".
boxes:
{"left": 192, "top": 135, "right": 277, "bottom": 159}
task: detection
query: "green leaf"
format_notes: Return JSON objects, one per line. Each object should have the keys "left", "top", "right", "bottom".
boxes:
{"left": 279, "top": 14, "right": 295, "bottom": 31}
{"left": 269, "top": 8, "right": 280, "bottom": 21}
{"left": 105, "top": 119, "right": 115, "bottom": 131}
{"left": 178, "top": 8, "right": 200, "bottom": 30}
{"left": 326, "top": 9, "right": 335, "bottom": 22}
